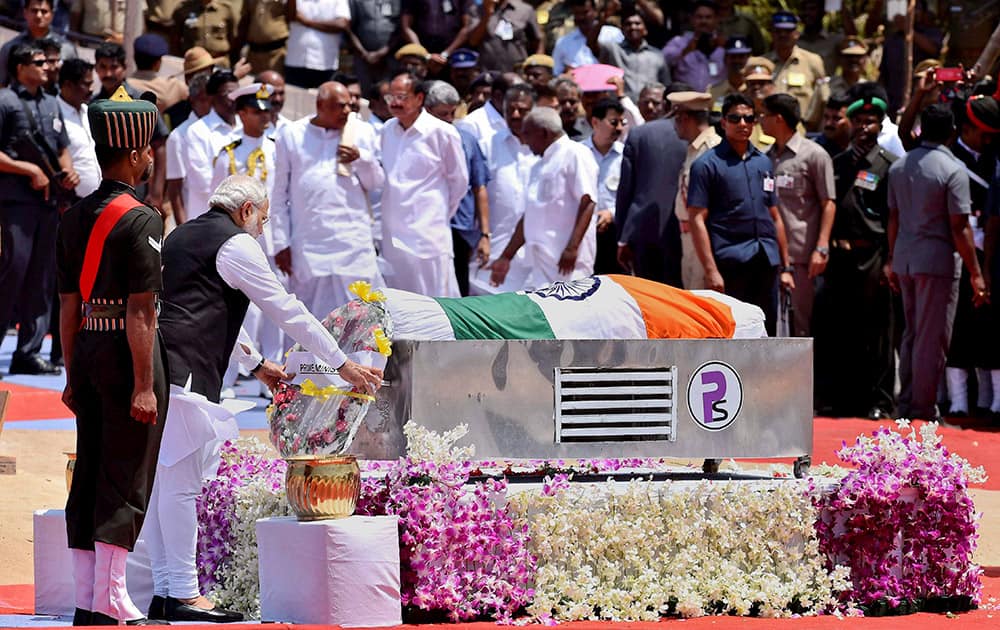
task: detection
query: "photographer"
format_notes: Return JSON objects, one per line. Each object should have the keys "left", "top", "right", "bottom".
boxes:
{"left": 0, "top": 44, "right": 77, "bottom": 377}
{"left": 662, "top": 0, "right": 725, "bottom": 92}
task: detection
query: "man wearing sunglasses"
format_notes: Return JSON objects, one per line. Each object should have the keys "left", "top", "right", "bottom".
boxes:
{"left": 687, "top": 92, "right": 793, "bottom": 336}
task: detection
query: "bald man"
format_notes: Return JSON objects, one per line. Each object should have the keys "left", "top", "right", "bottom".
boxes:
{"left": 271, "top": 82, "right": 386, "bottom": 318}
{"left": 257, "top": 69, "right": 291, "bottom": 135}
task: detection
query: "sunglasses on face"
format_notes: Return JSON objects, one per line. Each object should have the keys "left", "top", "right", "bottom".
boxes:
{"left": 28, "top": 59, "right": 46, "bottom": 66}
{"left": 725, "top": 114, "right": 757, "bottom": 124}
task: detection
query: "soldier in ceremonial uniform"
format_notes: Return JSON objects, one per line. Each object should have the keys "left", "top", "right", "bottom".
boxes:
{"left": 813, "top": 95, "right": 898, "bottom": 418}
{"left": 57, "top": 87, "right": 167, "bottom": 626}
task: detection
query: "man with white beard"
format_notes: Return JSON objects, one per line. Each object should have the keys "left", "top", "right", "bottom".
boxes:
{"left": 271, "top": 81, "right": 385, "bottom": 318}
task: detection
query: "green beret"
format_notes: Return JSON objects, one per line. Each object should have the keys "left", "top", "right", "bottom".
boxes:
{"left": 88, "top": 86, "right": 159, "bottom": 149}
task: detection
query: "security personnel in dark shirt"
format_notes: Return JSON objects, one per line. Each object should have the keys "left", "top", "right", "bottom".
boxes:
{"left": 813, "top": 96, "right": 898, "bottom": 418}
{"left": 687, "top": 92, "right": 794, "bottom": 336}
{"left": 0, "top": 44, "right": 75, "bottom": 376}
{"left": 57, "top": 86, "right": 168, "bottom": 626}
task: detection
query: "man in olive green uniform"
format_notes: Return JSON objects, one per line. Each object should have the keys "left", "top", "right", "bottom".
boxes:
{"left": 766, "top": 11, "right": 826, "bottom": 131}
{"left": 172, "top": 0, "right": 242, "bottom": 66}
{"left": 708, "top": 36, "right": 749, "bottom": 111}
{"left": 813, "top": 95, "right": 898, "bottom": 418}
{"left": 239, "top": 0, "right": 289, "bottom": 74}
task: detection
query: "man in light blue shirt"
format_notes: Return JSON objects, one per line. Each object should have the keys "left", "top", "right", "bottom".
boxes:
{"left": 581, "top": 97, "right": 624, "bottom": 273}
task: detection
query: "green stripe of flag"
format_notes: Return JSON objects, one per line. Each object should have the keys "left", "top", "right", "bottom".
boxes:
{"left": 433, "top": 293, "right": 555, "bottom": 340}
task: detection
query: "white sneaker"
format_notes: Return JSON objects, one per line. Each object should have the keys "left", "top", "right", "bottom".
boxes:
{"left": 260, "top": 383, "right": 273, "bottom": 400}
{"left": 220, "top": 387, "right": 236, "bottom": 399}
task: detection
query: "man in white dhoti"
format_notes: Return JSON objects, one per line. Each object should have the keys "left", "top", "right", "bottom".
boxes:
{"left": 144, "top": 176, "right": 383, "bottom": 622}
{"left": 271, "top": 81, "right": 385, "bottom": 318}
{"left": 379, "top": 71, "right": 470, "bottom": 297}
{"left": 469, "top": 83, "right": 538, "bottom": 293}
{"left": 489, "top": 106, "right": 598, "bottom": 288}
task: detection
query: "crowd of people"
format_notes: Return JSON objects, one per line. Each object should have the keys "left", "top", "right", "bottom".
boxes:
{"left": 1, "top": 0, "right": 999, "bottom": 428}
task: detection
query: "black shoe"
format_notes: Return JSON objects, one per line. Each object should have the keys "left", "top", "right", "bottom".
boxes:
{"left": 164, "top": 596, "right": 244, "bottom": 623}
{"left": 148, "top": 595, "right": 166, "bottom": 619}
{"left": 72, "top": 608, "right": 92, "bottom": 626}
{"left": 8, "top": 354, "right": 62, "bottom": 375}
{"left": 50, "top": 355, "right": 64, "bottom": 367}
{"left": 92, "top": 611, "right": 169, "bottom": 626}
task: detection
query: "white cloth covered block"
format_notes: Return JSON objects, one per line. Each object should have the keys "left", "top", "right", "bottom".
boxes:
{"left": 33, "top": 510, "right": 153, "bottom": 615}
{"left": 257, "top": 515, "right": 402, "bottom": 627}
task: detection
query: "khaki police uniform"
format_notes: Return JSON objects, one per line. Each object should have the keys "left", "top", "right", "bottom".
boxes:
{"left": 766, "top": 45, "right": 826, "bottom": 131}
{"left": 242, "top": 0, "right": 289, "bottom": 74}
{"left": 172, "top": 0, "right": 242, "bottom": 63}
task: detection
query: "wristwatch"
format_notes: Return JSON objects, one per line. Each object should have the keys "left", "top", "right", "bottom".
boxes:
{"left": 815, "top": 246, "right": 830, "bottom": 258}
{"left": 250, "top": 358, "right": 265, "bottom": 374}
{"left": 481, "top": 232, "right": 492, "bottom": 239}
{"left": 781, "top": 266, "right": 794, "bottom": 274}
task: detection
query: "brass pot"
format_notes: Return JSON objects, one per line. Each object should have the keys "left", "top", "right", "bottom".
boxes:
{"left": 284, "top": 455, "right": 361, "bottom": 521}
{"left": 65, "top": 452, "right": 76, "bottom": 493}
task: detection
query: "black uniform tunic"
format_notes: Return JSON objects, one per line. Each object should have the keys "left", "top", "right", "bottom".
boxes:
{"left": 945, "top": 141, "right": 998, "bottom": 371}
{"left": 57, "top": 180, "right": 169, "bottom": 551}
{"left": 813, "top": 145, "right": 898, "bottom": 417}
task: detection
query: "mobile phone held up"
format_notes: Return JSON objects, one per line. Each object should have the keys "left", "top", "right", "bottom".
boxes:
{"left": 934, "top": 67, "right": 964, "bottom": 83}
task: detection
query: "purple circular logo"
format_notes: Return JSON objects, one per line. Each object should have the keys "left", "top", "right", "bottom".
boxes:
{"left": 686, "top": 361, "right": 743, "bottom": 431}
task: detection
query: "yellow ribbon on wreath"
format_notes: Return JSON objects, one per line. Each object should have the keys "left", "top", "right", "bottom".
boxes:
{"left": 299, "top": 378, "right": 375, "bottom": 402}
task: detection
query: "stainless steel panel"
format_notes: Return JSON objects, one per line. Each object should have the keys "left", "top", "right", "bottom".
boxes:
{"left": 354, "top": 338, "right": 813, "bottom": 462}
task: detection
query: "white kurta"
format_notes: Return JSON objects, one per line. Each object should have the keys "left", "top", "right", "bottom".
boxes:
{"left": 455, "top": 101, "right": 506, "bottom": 156}
{"left": 523, "top": 135, "right": 599, "bottom": 288}
{"left": 380, "top": 110, "right": 469, "bottom": 296}
{"left": 271, "top": 117, "right": 384, "bottom": 282}
{"left": 57, "top": 97, "right": 99, "bottom": 198}
{"left": 469, "top": 129, "right": 537, "bottom": 294}
{"left": 181, "top": 109, "right": 239, "bottom": 220}
{"left": 286, "top": 0, "right": 350, "bottom": 70}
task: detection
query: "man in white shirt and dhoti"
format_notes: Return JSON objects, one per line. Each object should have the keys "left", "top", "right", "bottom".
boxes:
{"left": 271, "top": 81, "right": 385, "bottom": 319}
{"left": 469, "top": 83, "right": 538, "bottom": 293}
{"left": 379, "top": 72, "right": 469, "bottom": 297}
{"left": 489, "top": 106, "right": 598, "bottom": 288}
{"left": 144, "top": 175, "right": 383, "bottom": 622}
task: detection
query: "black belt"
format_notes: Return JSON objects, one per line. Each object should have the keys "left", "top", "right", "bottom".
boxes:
{"left": 248, "top": 38, "right": 287, "bottom": 52}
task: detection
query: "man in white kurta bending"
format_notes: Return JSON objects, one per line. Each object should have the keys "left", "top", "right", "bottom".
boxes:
{"left": 489, "top": 106, "right": 598, "bottom": 288}
{"left": 271, "top": 81, "right": 385, "bottom": 319}
{"left": 144, "top": 176, "right": 383, "bottom": 622}
{"left": 380, "top": 71, "right": 470, "bottom": 297}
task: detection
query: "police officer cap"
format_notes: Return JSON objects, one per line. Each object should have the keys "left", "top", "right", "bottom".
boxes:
{"left": 229, "top": 82, "right": 274, "bottom": 111}
{"left": 725, "top": 36, "right": 751, "bottom": 55}
{"left": 743, "top": 56, "right": 775, "bottom": 81}
{"left": 771, "top": 11, "right": 799, "bottom": 30}
{"left": 395, "top": 43, "right": 430, "bottom": 60}
{"left": 839, "top": 38, "right": 868, "bottom": 56}
{"left": 667, "top": 91, "right": 713, "bottom": 115}
{"left": 133, "top": 33, "right": 169, "bottom": 58}
{"left": 523, "top": 54, "right": 555, "bottom": 69}
{"left": 449, "top": 48, "right": 479, "bottom": 68}
{"left": 88, "top": 86, "right": 159, "bottom": 149}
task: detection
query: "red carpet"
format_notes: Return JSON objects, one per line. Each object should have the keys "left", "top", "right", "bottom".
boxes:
{"left": 2, "top": 580, "right": 999, "bottom": 627}
{"left": 0, "top": 383, "right": 71, "bottom": 421}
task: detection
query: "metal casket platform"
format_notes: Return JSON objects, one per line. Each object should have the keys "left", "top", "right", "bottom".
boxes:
{"left": 352, "top": 338, "right": 812, "bottom": 463}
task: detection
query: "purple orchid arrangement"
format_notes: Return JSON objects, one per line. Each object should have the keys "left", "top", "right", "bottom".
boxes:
{"left": 357, "top": 457, "right": 536, "bottom": 622}
{"left": 196, "top": 440, "right": 288, "bottom": 594}
{"left": 813, "top": 421, "right": 986, "bottom": 614}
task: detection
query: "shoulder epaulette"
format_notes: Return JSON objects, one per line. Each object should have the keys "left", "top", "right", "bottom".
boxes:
{"left": 213, "top": 138, "right": 242, "bottom": 168}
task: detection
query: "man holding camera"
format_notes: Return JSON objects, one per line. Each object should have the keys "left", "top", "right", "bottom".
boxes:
{"left": 0, "top": 44, "right": 78, "bottom": 377}
{"left": 662, "top": 0, "right": 725, "bottom": 92}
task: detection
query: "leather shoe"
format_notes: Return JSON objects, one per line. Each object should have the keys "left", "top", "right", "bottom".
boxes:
{"left": 91, "top": 611, "right": 169, "bottom": 625}
{"left": 867, "top": 407, "right": 890, "bottom": 420}
{"left": 9, "top": 354, "right": 62, "bottom": 375}
{"left": 148, "top": 595, "right": 166, "bottom": 619}
{"left": 72, "top": 608, "right": 92, "bottom": 626}
{"left": 164, "top": 596, "right": 244, "bottom": 623}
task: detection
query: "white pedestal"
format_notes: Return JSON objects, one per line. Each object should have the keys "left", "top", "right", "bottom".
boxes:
{"left": 33, "top": 509, "right": 153, "bottom": 616}
{"left": 257, "top": 515, "right": 402, "bottom": 627}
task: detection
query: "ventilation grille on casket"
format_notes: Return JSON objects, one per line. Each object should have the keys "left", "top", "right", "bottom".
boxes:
{"left": 554, "top": 366, "right": 678, "bottom": 443}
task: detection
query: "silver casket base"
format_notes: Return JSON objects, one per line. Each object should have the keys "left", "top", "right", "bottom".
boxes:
{"left": 352, "top": 338, "right": 813, "bottom": 465}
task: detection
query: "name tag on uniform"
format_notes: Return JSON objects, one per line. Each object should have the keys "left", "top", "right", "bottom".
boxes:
{"left": 763, "top": 175, "right": 775, "bottom": 192}
{"left": 442, "top": 0, "right": 454, "bottom": 13}
{"left": 708, "top": 61, "right": 719, "bottom": 76}
{"left": 787, "top": 72, "right": 806, "bottom": 87}
{"left": 380, "top": 1, "right": 393, "bottom": 16}
{"left": 53, "top": 117, "right": 62, "bottom": 134}
{"left": 495, "top": 19, "right": 514, "bottom": 41}
{"left": 854, "top": 170, "right": 880, "bottom": 191}
{"left": 777, "top": 174, "right": 794, "bottom": 188}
